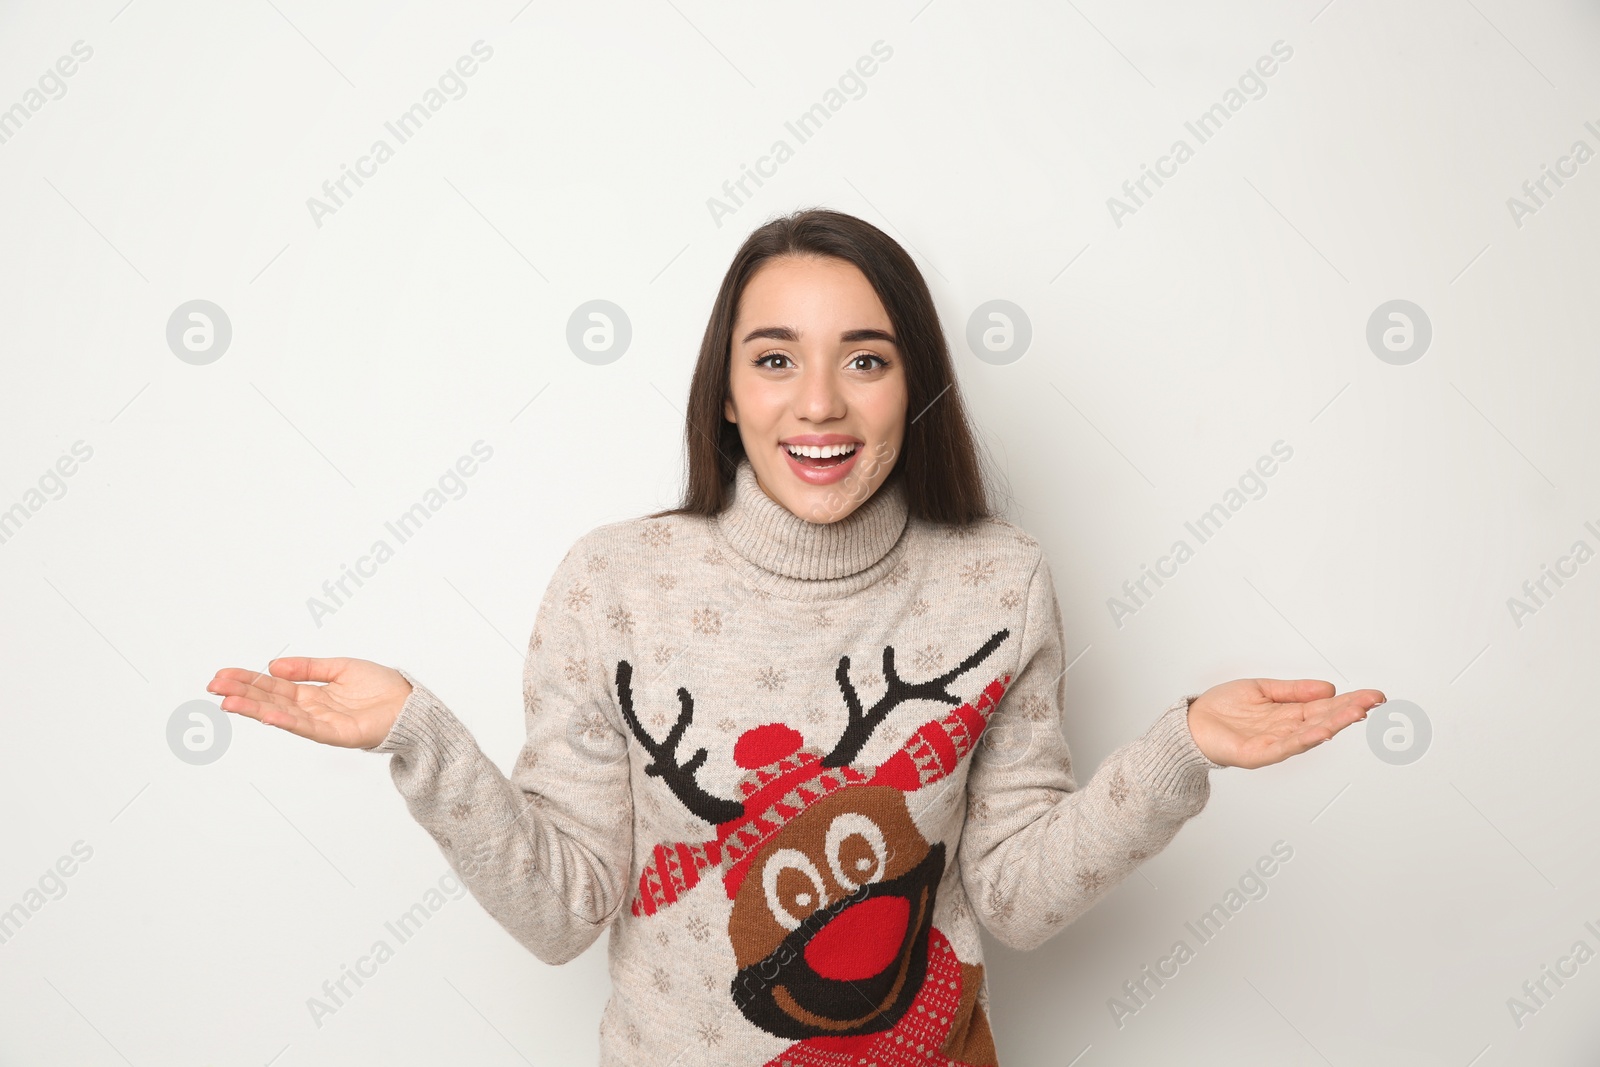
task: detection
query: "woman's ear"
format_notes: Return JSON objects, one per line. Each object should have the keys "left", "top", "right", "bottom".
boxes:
{"left": 723, "top": 395, "right": 737, "bottom": 423}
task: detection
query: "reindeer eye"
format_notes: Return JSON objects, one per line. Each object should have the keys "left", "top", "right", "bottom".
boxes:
{"left": 825, "top": 813, "right": 888, "bottom": 892}
{"left": 762, "top": 849, "right": 828, "bottom": 931}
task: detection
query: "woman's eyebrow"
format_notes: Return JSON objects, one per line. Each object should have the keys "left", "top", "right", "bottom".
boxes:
{"left": 738, "top": 326, "right": 898, "bottom": 345}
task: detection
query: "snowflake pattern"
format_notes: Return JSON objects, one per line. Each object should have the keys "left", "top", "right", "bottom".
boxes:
{"left": 717, "top": 717, "right": 737, "bottom": 733}
{"left": 697, "top": 1020, "right": 722, "bottom": 1048}
{"left": 985, "top": 881, "right": 1014, "bottom": 923}
{"left": 1108, "top": 768, "right": 1129, "bottom": 807}
{"left": 626, "top": 1025, "right": 641, "bottom": 1049}
{"left": 1044, "top": 911, "right": 1066, "bottom": 927}
{"left": 606, "top": 605, "right": 635, "bottom": 634}
{"left": 1128, "top": 848, "right": 1150, "bottom": 862}
{"left": 691, "top": 607, "right": 722, "bottom": 635}
{"left": 586, "top": 554, "right": 610, "bottom": 573}
{"left": 910, "top": 598, "right": 931, "bottom": 617}
{"left": 702, "top": 545, "right": 725, "bottom": 565}
{"left": 650, "top": 966, "right": 671, "bottom": 993}
{"left": 913, "top": 643, "right": 944, "bottom": 672}
{"left": 884, "top": 559, "right": 912, "bottom": 587}
{"left": 640, "top": 522, "right": 673, "bottom": 548}
{"left": 1018, "top": 693, "right": 1051, "bottom": 722}
{"left": 687, "top": 916, "right": 710, "bottom": 942}
{"left": 565, "top": 583, "right": 592, "bottom": 611}
{"left": 755, "top": 666, "right": 787, "bottom": 691}
{"left": 531, "top": 627, "right": 543, "bottom": 651}
{"left": 999, "top": 587, "right": 1022, "bottom": 610}
{"left": 1077, "top": 868, "right": 1108, "bottom": 894}
{"left": 811, "top": 609, "right": 833, "bottom": 627}
{"left": 654, "top": 572, "right": 678, "bottom": 591}
{"left": 563, "top": 656, "right": 590, "bottom": 685}
{"left": 516, "top": 747, "right": 538, "bottom": 773}
{"left": 959, "top": 559, "right": 997, "bottom": 586}
{"left": 652, "top": 643, "right": 676, "bottom": 666}
{"left": 449, "top": 801, "right": 473, "bottom": 821}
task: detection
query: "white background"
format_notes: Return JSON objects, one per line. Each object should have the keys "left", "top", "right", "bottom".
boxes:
{"left": 2, "top": 0, "right": 1598, "bottom": 1063}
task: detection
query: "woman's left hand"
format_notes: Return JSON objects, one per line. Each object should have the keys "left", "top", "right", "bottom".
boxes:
{"left": 1186, "top": 678, "right": 1385, "bottom": 769}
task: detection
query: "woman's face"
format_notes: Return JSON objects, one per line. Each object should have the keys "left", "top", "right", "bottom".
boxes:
{"left": 723, "top": 254, "right": 908, "bottom": 524}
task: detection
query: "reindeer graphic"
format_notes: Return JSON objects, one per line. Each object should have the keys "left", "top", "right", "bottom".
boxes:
{"left": 615, "top": 628, "right": 1012, "bottom": 1066}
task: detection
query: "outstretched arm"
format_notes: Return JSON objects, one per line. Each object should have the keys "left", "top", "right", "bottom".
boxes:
{"left": 956, "top": 553, "right": 1380, "bottom": 950}
{"left": 369, "top": 543, "right": 634, "bottom": 964}
{"left": 209, "top": 540, "right": 634, "bottom": 965}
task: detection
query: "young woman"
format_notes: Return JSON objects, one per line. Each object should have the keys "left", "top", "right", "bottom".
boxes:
{"left": 207, "top": 209, "right": 1383, "bottom": 1065}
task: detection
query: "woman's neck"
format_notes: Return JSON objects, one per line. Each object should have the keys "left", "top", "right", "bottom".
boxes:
{"left": 714, "top": 458, "right": 908, "bottom": 582}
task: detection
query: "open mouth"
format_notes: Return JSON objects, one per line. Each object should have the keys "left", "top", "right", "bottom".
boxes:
{"left": 782, "top": 442, "right": 859, "bottom": 469}
{"left": 729, "top": 843, "right": 944, "bottom": 1040}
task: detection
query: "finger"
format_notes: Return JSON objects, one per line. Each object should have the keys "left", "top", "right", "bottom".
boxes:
{"left": 269, "top": 656, "right": 352, "bottom": 684}
{"left": 208, "top": 667, "right": 303, "bottom": 703}
{"left": 215, "top": 690, "right": 301, "bottom": 730}
{"left": 1255, "top": 678, "right": 1336, "bottom": 705}
{"left": 1302, "top": 689, "right": 1386, "bottom": 731}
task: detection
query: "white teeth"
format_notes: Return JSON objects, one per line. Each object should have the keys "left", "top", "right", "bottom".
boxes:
{"left": 785, "top": 443, "right": 858, "bottom": 459}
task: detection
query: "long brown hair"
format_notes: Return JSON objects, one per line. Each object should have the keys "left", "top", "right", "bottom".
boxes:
{"left": 656, "top": 207, "right": 992, "bottom": 525}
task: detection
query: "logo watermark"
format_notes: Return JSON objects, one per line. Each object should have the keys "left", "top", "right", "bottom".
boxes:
{"left": 1366, "top": 300, "right": 1431, "bottom": 365}
{"left": 306, "top": 41, "right": 495, "bottom": 229}
{"left": 307, "top": 440, "right": 494, "bottom": 628}
{"left": 1506, "top": 518, "right": 1600, "bottom": 629}
{"left": 0, "top": 439, "right": 93, "bottom": 548}
{"left": 167, "top": 700, "right": 233, "bottom": 765}
{"left": 1506, "top": 118, "right": 1600, "bottom": 229}
{"left": 0, "top": 840, "right": 94, "bottom": 948}
{"left": 305, "top": 864, "right": 475, "bottom": 1027}
{"left": 706, "top": 40, "right": 894, "bottom": 229}
{"left": 0, "top": 40, "right": 94, "bottom": 148}
{"left": 1365, "top": 699, "right": 1430, "bottom": 765}
{"left": 1506, "top": 918, "right": 1600, "bottom": 1030}
{"left": 1107, "top": 840, "right": 1294, "bottom": 1028}
{"left": 167, "top": 300, "right": 232, "bottom": 365}
{"left": 965, "top": 299, "right": 1032, "bottom": 366}
{"left": 1106, "top": 40, "right": 1294, "bottom": 228}
{"left": 566, "top": 300, "right": 632, "bottom": 365}
{"left": 1108, "top": 440, "right": 1294, "bottom": 628}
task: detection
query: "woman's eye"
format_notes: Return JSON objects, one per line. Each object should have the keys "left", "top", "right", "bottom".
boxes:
{"left": 850, "top": 353, "right": 887, "bottom": 371}
{"left": 755, "top": 351, "right": 793, "bottom": 369}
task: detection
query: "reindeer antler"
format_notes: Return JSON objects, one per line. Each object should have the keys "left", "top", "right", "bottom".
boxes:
{"left": 614, "top": 660, "right": 744, "bottom": 825}
{"left": 822, "top": 628, "right": 1010, "bottom": 768}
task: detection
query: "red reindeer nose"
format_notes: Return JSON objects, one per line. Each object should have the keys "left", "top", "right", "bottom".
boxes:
{"left": 802, "top": 896, "right": 910, "bottom": 981}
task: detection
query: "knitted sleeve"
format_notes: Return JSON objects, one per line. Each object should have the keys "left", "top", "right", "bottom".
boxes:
{"left": 956, "top": 552, "right": 1221, "bottom": 951}
{"left": 364, "top": 540, "right": 633, "bottom": 965}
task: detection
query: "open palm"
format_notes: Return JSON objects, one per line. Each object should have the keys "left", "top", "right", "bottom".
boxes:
{"left": 205, "top": 657, "right": 413, "bottom": 749}
{"left": 1187, "top": 678, "right": 1386, "bottom": 769}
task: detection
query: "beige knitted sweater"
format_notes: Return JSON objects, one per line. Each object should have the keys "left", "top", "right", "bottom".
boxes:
{"left": 368, "top": 459, "right": 1221, "bottom": 1065}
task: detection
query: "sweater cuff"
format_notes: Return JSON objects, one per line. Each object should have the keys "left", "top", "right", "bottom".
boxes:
{"left": 363, "top": 668, "right": 475, "bottom": 762}
{"left": 1126, "top": 694, "right": 1223, "bottom": 801}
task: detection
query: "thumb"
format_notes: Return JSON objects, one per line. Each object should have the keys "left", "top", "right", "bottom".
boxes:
{"left": 270, "top": 656, "right": 350, "bottom": 684}
{"left": 1255, "top": 678, "right": 1336, "bottom": 704}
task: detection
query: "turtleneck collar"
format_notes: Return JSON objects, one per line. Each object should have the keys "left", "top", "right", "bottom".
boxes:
{"left": 710, "top": 458, "right": 910, "bottom": 596}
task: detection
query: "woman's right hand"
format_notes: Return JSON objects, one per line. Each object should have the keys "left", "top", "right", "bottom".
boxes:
{"left": 206, "top": 657, "right": 413, "bottom": 749}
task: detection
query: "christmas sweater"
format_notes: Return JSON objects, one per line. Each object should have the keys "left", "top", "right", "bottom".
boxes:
{"left": 368, "top": 458, "right": 1221, "bottom": 1064}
